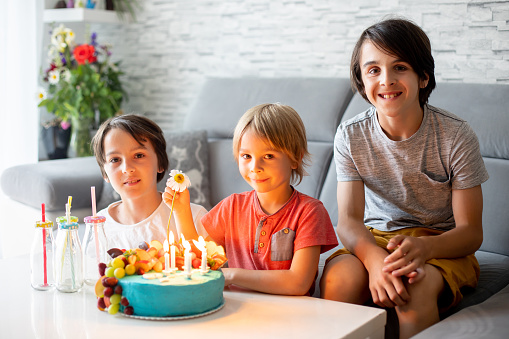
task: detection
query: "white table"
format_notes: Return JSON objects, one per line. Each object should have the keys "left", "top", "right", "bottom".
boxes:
{"left": 0, "top": 255, "right": 386, "bottom": 339}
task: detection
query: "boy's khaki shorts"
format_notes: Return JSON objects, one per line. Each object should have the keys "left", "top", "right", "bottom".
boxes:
{"left": 325, "top": 227, "right": 480, "bottom": 312}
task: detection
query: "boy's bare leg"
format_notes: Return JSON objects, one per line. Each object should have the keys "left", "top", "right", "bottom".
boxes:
{"left": 396, "top": 264, "right": 444, "bottom": 339}
{"left": 320, "top": 254, "right": 370, "bottom": 303}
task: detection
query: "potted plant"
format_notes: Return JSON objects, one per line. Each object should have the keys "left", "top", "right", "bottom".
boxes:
{"left": 38, "top": 24, "right": 127, "bottom": 157}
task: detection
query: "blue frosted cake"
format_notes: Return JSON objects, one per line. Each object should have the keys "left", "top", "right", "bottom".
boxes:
{"left": 118, "top": 270, "right": 225, "bottom": 317}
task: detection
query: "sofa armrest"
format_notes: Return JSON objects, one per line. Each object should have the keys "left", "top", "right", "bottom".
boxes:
{"left": 1, "top": 157, "right": 105, "bottom": 213}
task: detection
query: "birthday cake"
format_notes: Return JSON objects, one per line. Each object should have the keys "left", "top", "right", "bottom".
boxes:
{"left": 95, "top": 239, "right": 227, "bottom": 317}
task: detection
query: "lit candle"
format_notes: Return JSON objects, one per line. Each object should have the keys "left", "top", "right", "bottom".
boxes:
{"left": 169, "top": 231, "right": 176, "bottom": 270}
{"left": 200, "top": 237, "right": 207, "bottom": 273}
{"left": 193, "top": 236, "right": 208, "bottom": 274}
{"left": 182, "top": 235, "right": 191, "bottom": 277}
{"left": 163, "top": 240, "right": 170, "bottom": 272}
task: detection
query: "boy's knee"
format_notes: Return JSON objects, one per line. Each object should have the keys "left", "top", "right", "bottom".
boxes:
{"left": 407, "top": 264, "right": 444, "bottom": 297}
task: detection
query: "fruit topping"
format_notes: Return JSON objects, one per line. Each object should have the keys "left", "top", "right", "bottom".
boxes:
{"left": 95, "top": 276, "right": 106, "bottom": 297}
{"left": 98, "top": 262, "right": 107, "bottom": 276}
{"left": 124, "top": 306, "right": 134, "bottom": 315}
{"left": 138, "top": 241, "right": 149, "bottom": 250}
{"left": 121, "top": 297, "right": 129, "bottom": 307}
{"left": 103, "top": 287, "right": 114, "bottom": 298}
{"left": 108, "top": 303, "right": 120, "bottom": 315}
{"left": 107, "top": 248, "right": 124, "bottom": 259}
{"left": 97, "top": 298, "right": 106, "bottom": 311}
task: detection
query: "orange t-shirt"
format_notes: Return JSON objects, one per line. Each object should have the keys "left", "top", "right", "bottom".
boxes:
{"left": 202, "top": 189, "right": 338, "bottom": 270}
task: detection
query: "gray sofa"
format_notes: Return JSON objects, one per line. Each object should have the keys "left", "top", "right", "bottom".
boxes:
{"left": 2, "top": 78, "right": 508, "bottom": 337}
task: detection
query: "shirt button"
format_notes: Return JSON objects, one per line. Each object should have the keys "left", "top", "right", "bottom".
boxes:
{"left": 261, "top": 230, "right": 266, "bottom": 236}
{"left": 259, "top": 242, "right": 264, "bottom": 248}
{"left": 284, "top": 228, "right": 289, "bottom": 234}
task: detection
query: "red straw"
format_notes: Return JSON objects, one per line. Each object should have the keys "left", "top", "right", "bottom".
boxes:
{"left": 41, "top": 203, "right": 48, "bottom": 286}
{"left": 91, "top": 187, "right": 100, "bottom": 264}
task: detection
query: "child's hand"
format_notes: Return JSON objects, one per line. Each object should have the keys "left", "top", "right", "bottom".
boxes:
{"left": 221, "top": 268, "right": 233, "bottom": 287}
{"left": 383, "top": 235, "right": 429, "bottom": 280}
{"left": 367, "top": 258, "right": 410, "bottom": 308}
{"left": 162, "top": 185, "right": 191, "bottom": 213}
{"left": 405, "top": 267, "right": 426, "bottom": 284}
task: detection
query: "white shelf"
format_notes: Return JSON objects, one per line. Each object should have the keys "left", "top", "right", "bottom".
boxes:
{"left": 43, "top": 8, "right": 120, "bottom": 24}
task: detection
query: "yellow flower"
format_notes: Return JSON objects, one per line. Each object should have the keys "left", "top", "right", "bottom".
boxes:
{"left": 167, "top": 169, "right": 191, "bottom": 193}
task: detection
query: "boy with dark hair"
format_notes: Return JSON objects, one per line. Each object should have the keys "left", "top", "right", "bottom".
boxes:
{"left": 320, "top": 18, "right": 488, "bottom": 338}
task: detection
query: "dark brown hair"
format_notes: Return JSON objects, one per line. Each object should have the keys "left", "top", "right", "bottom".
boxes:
{"left": 91, "top": 114, "right": 169, "bottom": 182}
{"left": 350, "top": 18, "right": 436, "bottom": 107}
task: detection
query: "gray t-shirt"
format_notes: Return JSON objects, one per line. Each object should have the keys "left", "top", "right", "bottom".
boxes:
{"left": 334, "top": 104, "right": 489, "bottom": 232}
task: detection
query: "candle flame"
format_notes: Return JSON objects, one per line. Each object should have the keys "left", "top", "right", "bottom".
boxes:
{"left": 193, "top": 236, "right": 206, "bottom": 251}
{"left": 169, "top": 230, "right": 175, "bottom": 244}
{"left": 182, "top": 233, "right": 190, "bottom": 251}
{"left": 163, "top": 240, "right": 169, "bottom": 252}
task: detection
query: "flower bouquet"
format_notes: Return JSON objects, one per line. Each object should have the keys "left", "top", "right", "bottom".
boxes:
{"left": 38, "top": 24, "right": 127, "bottom": 157}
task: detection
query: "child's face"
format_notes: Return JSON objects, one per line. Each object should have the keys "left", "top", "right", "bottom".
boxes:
{"left": 359, "top": 40, "right": 428, "bottom": 119}
{"left": 102, "top": 128, "right": 162, "bottom": 201}
{"left": 238, "top": 128, "right": 297, "bottom": 197}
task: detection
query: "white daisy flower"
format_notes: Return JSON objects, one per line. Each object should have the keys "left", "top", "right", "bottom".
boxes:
{"left": 36, "top": 88, "right": 47, "bottom": 102}
{"left": 48, "top": 69, "right": 60, "bottom": 84}
{"left": 64, "top": 28, "right": 75, "bottom": 45}
{"left": 61, "top": 68, "right": 71, "bottom": 82}
{"left": 167, "top": 170, "right": 191, "bottom": 193}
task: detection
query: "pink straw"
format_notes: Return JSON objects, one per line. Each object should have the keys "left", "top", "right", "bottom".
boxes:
{"left": 41, "top": 203, "right": 47, "bottom": 286}
{"left": 91, "top": 186, "right": 97, "bottom": 217}
{"left": 91, "top": 187, "right": 100, "bottom": 264}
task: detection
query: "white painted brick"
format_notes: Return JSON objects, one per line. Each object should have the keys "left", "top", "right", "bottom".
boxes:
{"left": 467, "top": 4, "right": 493, "bottom": 22}
{"left": 85, "top": 0, "right": 509, "bottom": 126}
{"left": 492, "top": 40, "right": 509, "bottom": 51}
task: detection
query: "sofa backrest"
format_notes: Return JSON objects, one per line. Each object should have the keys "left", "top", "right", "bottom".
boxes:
{"left": 184, "top": 77, "right": 354, "bottom": 206}
{"left": 319, "top": 83, "right": 509, "bottom": 256}
{"left": 429, "top": 83, "right": 509, "bottom": 256}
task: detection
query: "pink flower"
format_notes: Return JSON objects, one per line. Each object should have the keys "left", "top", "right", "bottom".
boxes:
{"left": 60, "top": 120, "right": 71, "bottom": 130}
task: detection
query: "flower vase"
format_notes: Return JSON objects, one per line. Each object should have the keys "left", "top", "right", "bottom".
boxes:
{"left": 70, "top": 116, "right": 94, "bottom": 157}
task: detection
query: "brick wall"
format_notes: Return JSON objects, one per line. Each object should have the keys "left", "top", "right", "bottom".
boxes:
{"left": 95, "top": 0, "right": 509, "bottom": 130}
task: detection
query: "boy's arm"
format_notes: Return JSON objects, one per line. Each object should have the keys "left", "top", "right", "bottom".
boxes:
{"left": 162, "top": 187, "right": 200, "bottom": 250}
{"left": 384, "top": 185, "right": 483, "bottom": 278}
{"left": 222, "top": 245, "right": 321, "bottom": 296}
{"left": 337, "top": 181, "right": 410, "bottom": 307}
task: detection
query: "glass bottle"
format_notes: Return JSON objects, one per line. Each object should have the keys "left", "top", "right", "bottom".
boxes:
{"left": 30, "top": 220, "right": 55, "bottom": 290}
{"left": 82, "top": 216, "right": 109, "bottom": 285}
{"left": 54, "top": 216, "right": 83, "bottom": 293}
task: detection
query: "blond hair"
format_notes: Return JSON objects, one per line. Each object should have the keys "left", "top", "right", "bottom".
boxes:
{"left": 233, "top": 103, "right": 310, "bottom": 185}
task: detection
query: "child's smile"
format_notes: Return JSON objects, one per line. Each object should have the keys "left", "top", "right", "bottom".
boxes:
{"left": 238, "top": 128, "right": 296, "bottom": 211}
{"left": 360, "top": 40, "right": 428, "bottom": 140}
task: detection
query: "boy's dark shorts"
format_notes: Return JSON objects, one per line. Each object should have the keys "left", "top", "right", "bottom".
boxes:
{"left": 325, "top": 227, "right": 480, "bottom": 312}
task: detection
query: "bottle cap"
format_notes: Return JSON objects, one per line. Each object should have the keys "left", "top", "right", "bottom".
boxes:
{"left": 58, "top": 221, "right": 79, "bottom": 230}
{"left": 35, "top": 221, "right": 54, "bottom": 228}
{"left": 84, "top": 215, "right": 106, "bottom": 223}
{"left": 56, "top": 216, "right": 78, "bottom": 224}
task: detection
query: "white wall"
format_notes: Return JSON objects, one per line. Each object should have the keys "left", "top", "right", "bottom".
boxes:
{"left": 0, "top": 0, "right": 41, "bottom": 259}
{"left": 85, "top": 0, "right": 509, "bottom": 131}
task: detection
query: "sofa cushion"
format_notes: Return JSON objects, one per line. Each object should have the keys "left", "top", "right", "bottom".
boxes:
{"left": 206, "top": 139, "right": 250, "bottom": 206}
{"left": 162, "top": 130, "right": 211, "bottom": 209}
{"left": 428, "top": 83, "right": 509, "bottom": 160}
{"left": 98, "top": 130, "right": 212, "bottom": 210}
{"left": 479, "top": 157, "right": 509, "bottom": 256}
{"left": 443, "top": 250, "right": 509, "bottom": 318}
{"left": 0, "top": 156, "right": 104, "bottom": 211}
{"left": 295, "top": 142, "right": 333, "bottom": 199}
{"left": 414, "top": 279, "right": 509, "bottom": 338}
{"left": 184, "top": 77, "right": 354, "bottom": 143}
